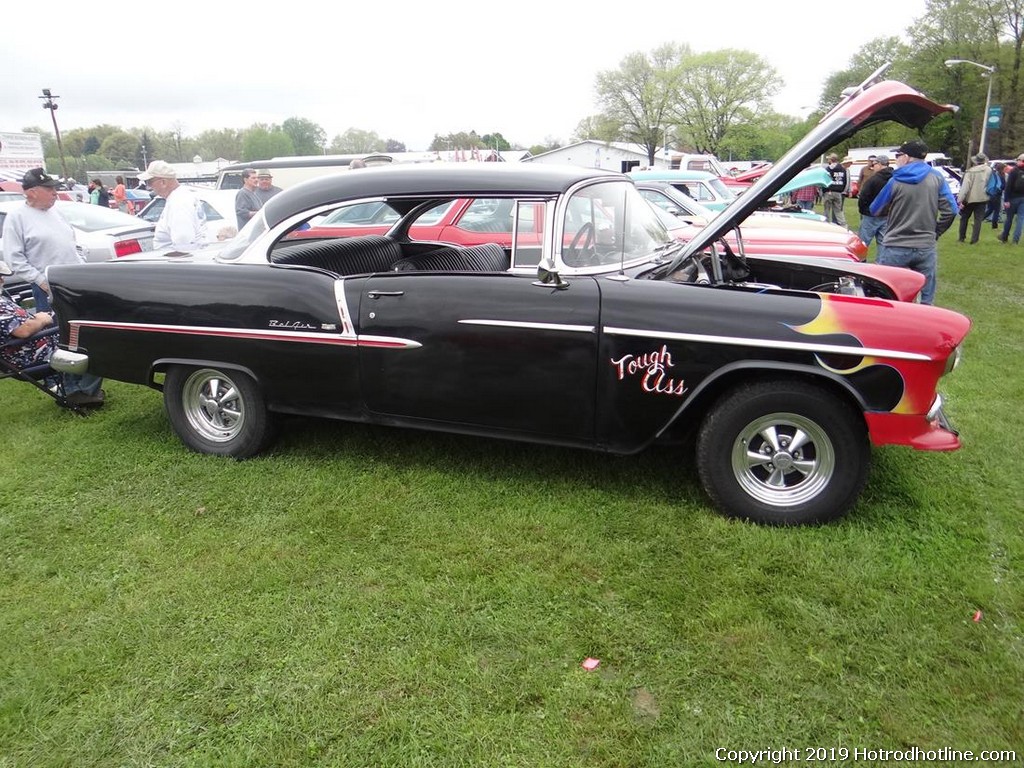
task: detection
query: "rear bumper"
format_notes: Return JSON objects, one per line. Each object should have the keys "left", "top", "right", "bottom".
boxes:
{"left": 864, "top": 395, "right": 961, "bottom": 452}
{"left": 51, "top": 349, "right": 90, "bottom": 375}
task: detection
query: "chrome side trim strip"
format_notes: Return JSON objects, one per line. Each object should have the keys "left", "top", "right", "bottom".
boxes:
{"left": 459, "top": 319, "right": 596, "bottom": 333}
{"left": 66, "top": 320, "right": 420, "bottom": 350}
{"left": 603, "top": 326, "right": 932, "bottom": 361}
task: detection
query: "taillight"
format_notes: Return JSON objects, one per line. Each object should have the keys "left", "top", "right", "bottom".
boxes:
{"left": 114, "top": 239, "right": 143, "bottom": 257}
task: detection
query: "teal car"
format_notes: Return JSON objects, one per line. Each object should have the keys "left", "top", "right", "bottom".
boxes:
{"left": 630, "top": 167, "right": 830, "bottom": 222}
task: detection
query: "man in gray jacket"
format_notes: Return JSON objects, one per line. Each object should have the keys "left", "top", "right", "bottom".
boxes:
{"left": 869, "top": 139, "right": 957, "bottom": 305}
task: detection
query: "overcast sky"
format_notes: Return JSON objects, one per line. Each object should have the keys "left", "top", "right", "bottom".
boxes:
{"left": 4, "top": 0, "right": 927, "bottom": 155}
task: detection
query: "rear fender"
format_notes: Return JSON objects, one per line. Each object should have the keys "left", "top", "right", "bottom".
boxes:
{"left": 149, "top": 358, "right": 260, "bottom": 393}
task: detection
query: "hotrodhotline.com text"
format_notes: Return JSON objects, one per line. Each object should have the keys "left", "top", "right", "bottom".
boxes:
{"left": 714, "top": 747, "right": 1018, "bottom": 764}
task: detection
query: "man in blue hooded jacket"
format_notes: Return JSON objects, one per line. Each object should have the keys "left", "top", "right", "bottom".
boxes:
{"left": 869, "top": 139, "right": 956, "bottom": 305}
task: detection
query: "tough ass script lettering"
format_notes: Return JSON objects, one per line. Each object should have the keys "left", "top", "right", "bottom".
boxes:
{"left": 609, "top": 344, "right": 687, "bottom": 396}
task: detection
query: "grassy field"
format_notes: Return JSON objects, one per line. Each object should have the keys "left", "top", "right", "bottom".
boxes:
{"left": 1, "top": 205, "right": 1021, "bottom": 766}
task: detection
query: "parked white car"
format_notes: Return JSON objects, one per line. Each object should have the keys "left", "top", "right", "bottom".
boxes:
{"left": 0, "top": 199, "right": 157, "bottom": 306}
{"left": 0, "top": 200, "right": 155, "bottom": 263}
{"left": 137, "top": 187, "right": 241, "bottom": 242}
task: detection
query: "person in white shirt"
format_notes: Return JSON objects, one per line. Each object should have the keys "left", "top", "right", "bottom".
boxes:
{"left": 137, "top": 160, "right": 207, "bottom": 251}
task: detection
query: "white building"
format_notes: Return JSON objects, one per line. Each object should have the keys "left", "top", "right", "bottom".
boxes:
{"left": 524, "top": 141, "right": 673, "bottom": 172}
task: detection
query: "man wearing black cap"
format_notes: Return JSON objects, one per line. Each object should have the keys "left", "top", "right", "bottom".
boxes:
{"left": 2, "top": 168, "right": 84, "bottom": 312}
{"left": 0, "top": 168, "right": 105, "bottom": 406}
{"left": 868, "top": 139, "right": 957, "bottom": 305}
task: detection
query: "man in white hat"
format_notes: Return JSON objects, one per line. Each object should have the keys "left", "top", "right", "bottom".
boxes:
{"left": 137, "top": 161, "right": 207, "bottom": 251}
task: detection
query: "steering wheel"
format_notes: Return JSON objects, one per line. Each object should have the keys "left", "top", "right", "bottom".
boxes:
{"left": 672, "top": 250, "right": 711, "bottom": 284}
{"left": 565, "top": 223, "right": 596, "bottom": 266}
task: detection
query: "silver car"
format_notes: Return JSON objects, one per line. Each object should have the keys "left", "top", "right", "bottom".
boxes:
{"left": 0, "top": 200, "right": 156, "bottom": 262}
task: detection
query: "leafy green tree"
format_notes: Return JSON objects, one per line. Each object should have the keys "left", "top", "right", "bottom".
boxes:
{"left": 428, "top": 131, "right": 485, "bottom": 152}
{"left": 84, "top": 154, "right": 115, "bottom": 173}
{"left": 329, "top": 128, "right": 385, "bottom": 153}
{"left": 672, "top": 49, "right": 781, "bottom": 156}
{"left": 281, "top": 117, "right": 326, "bottom": 155}
{"left": 193, "top": 129, "right": 244, "bottom": 162}
{"left": 594, "top": 44, "right": 687, "bottom": 164}
{"left": 480, "top": 133, "right": 512, "bottom": 152}
{"left": 99, "top": 132, "right": 142, "bottom": 168}
{"left": 718, "top": 110, "right": 799, "bottom": 162}
{"left": 909, "top": 0, "right": 1011, "bottom": 160}
{"left": 385, "top": 139, "right": 407, "bottom": 152}
{"left": 816, "top": 39, "right": 915, "bottom": 156}
{"left": 242, "top": 125, "right": 295, "bottom": 161}
{"left": 571, "top": 115, "right": 621, "bottom": 143}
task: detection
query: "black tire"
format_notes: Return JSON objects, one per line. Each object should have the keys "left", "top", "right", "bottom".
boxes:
{"left": 164, "top": 366, "right": 277, "bottom": 458}
{"left": 696, "top": 380, "right": 869, "bottom": 525}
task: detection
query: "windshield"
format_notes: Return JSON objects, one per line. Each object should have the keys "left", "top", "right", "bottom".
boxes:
{"left": 55, "top": 201, "right": 146, "bottom": 231}
{"left": 560, "top": 181, "right": 672, "bottom": 268}
{"left": 219, "top": 216, "right": 266, "bottom": 260}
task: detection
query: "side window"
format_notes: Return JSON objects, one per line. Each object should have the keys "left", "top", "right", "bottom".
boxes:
{"left": 412, "top": 201, "right": 456, "bottom": 226}
{"left": 322, "top": 202, "right": 400, "bottom": 226}
{"left": 201, "top": 201, "right": 224, "bottom": 221}
{"left": 139, "top": 199, "right": 165, "bottom": 222}
{"left": 455, "top": 199, "right": 511, "bottom": 233}
{"left": 511, "top": 201, "right": 546, "bottom": 268}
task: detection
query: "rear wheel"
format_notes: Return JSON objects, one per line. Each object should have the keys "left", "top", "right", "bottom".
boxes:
{"left": 164, "top": 366, "right": 276, "bottom": 458}
{"left": 696, "top": 380, "right": 869, "bottom": 525}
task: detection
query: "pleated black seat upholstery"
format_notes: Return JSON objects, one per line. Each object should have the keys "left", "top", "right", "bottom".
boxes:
{"left": 272, "top": 235, "right": 403, "bottom": 275}
{"left": 392, "top": 242, "right": 509, "bottom": 272}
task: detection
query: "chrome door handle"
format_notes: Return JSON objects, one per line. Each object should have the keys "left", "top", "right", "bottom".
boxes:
{"left": 367, "top": 290, "right": 405, "bottom": 299}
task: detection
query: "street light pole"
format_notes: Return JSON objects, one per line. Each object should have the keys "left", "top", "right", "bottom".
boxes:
{"left": 945, "top": 59, "right": 996, "bottom": 156}
{"left": 39, "top": 88, "right": 70, "bottom": 182}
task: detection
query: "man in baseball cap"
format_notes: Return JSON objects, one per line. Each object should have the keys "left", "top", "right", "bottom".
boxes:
{"left": 1, "top": 169, "right": 106, "bottom": 405}
{"left": 21, "top": 168, "right": 61, "bottom": 189}
{"left": 137, "top": 161, "right": 207, "bottom": 251}
{"left": 136, "top": 160, "right": 177, "bottom": 181}
{"left": 868, "top": 139, "right": 956, "bottom": 305}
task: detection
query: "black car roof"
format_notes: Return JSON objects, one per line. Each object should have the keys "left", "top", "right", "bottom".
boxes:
{"left": 261, "top": 164, "right": 623, "bottom": 229}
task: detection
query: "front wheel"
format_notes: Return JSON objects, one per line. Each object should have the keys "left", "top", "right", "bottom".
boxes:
{"left": 696, "top": 380, "right": 869, "bottom": 525}
{"left": 164, "top": 366, "right": 277, "bottom": 458}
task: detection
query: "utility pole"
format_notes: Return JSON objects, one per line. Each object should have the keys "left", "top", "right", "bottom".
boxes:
{"left": 39, "top": 88, "right": 70, "bottom": 182}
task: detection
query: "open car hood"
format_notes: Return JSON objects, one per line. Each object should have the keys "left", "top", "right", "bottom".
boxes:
{"left": 669, "top": 66, "right": 957, "bottom": 268}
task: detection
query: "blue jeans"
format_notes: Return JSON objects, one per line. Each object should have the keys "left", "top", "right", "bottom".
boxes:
{"left": 1001, "top": 197, "right": 1024, "bottom": 243}
{"left": 985, "top": 193, "right": 1002, "bottom": 227}
{"left": 858, "top": 215, "right": 887, "bottom": 252}
{"left": 878, "top": 245, "right": 937, "bottom": 305}
{"left": 29, "top": 284, "right": 102, "bottom": 396}
{"left": 31, "top": 283, "right": 51, "bottom": 312}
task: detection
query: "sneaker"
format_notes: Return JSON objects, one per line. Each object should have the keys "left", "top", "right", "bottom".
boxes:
{"left": 66, "top": 390, "right": 105, "bottom": 408}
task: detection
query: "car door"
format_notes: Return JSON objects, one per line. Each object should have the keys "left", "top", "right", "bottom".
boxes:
{"left": 357, "top": 271, "right": 601, "bottom": 442}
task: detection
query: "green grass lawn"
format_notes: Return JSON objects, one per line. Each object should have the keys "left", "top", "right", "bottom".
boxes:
{"left": 1, "top": 205, "right": 1021, "bottom": 766}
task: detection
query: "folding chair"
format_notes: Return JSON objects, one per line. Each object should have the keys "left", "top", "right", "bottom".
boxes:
{"left": 0, "top": 315, "right": 88, "bottom": 415}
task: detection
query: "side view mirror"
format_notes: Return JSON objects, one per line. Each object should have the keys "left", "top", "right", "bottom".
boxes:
{"left": 534, "top": 257, "right": 569, "bottom": 290}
